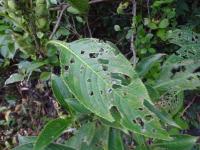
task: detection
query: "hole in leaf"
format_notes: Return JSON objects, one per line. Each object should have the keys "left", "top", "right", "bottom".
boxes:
{"left": 89, "top": 53, "right": 99, "bottom": 58}
{"left": 138, "top": 107, "right": 143, "bottom": 111}
{"left": 123, "top": 92, "right": 127, "bottom": 96}
{"left": 90, "top": 91, "right": 94, "bottom": 96}
{"left": 100, "top": 90, "right": 103, "bottom": 94}
{"left": 81, "top": 51, "right": 85, "bottom": 54}
{"left": 98, "top": 59, "right": 109, "bottom": 64}
{"left": 187, "top": 76, "right": 194, "bottom": 80}
{"left": 107, "top": 88, "right": 112, "bottom": 93}
{"left": 133, "top": 119, "right": 137, "bottom": 124}
{"left": 112, "top": 84, "right": 122, "bottom": 89}
{"left": 144, "top": 115, "right": 153, "bottom": 121}
{"left": 136, "top": 117, "right": 144, "bottom": 128}
{"left": 102, "top": 65, "right": 108, "bottom": 71}
{"left": 65, "top": 65, "right": 69, "bottom": 70}
{"left": 111, "top": 73, "right": 131, "bottom": 86}
{"left": 194, "top": 67, "right": 200, "bottom": 73}
{"left": 70, "top": 58, "right": 75, "bottom": 63}
{"left": 171, "top": 66, "right": 186, "bottom": 74}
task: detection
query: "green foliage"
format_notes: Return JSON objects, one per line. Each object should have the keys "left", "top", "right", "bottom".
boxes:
{"left": 151, "top": 135, "right": 198, "bottom": 150}
{"left": 0, "top": 0, "right": 199, "bottom": 150}
{"left": 48, "top": 39, "right": 171, "bottom": 140}
{"left": 34, "top": 117, "right": 73, "bottom": 150}
{"left": 13, "top": 136, "right": 75, "bottom": 150}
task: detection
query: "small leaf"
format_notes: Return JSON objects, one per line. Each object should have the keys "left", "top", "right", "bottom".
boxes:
{"left": 5, "top": 73, "right": 24, "bottom": 85}
{"left": 148, "top": 22, "right": 158, "bottom": 30}
{"left": 136, "top": 54, "right": 165, "bottom": 77}
{"left": 159, "top": 19, "right": 169, "bottom": 29}
{"left": 40, "top": 72, "right": 51, "bottom": 81}
{"left": 26, "top": 61, "right": 46, "bottom": 73}
{"left": 51, "top": 74, "right": 73, "bottom": 111}
{"left": 66, "top": 0, "right": 89, "bottom": 14}
{"left": 34, "top": 117, "right": 73, "bottom": 150}
{"left": 108, "top": 128, "right": 124, "bottom": 150}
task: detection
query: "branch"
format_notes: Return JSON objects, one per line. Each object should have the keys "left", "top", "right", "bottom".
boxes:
{"left": 180, "top": 96, "right": 197, "bottom": 117}
{"left": 49, "top": 4, "right": 69, "bottom": 39}
{"left": 130, "top": 0, "right": 137, "bottom": 67}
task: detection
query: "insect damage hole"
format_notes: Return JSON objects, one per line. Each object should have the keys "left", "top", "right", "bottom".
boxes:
{"left": 98, "top": 59, "right": 109, "bottom": 64}
{"left": 70, "top": 58, "right": 75, "bottom": 63}
{"left": 144, "top": 115, "right": 153, "bottom": 121}
{"left": 102, "top": 65, "right": 108, "bottom": 71}
{"left": 136, "top": 117, "right": 144, "bottom": 128}
{"left": 100, "top": 90, "right": 103, "bottom": 95}
{"left": 87, "top": 79, "right": 91, "bottom": 82}
{"left": 89, "top": 91, "right": 94, "bottom": 96}
{"left": 81, "top": 50, "right": 85, "bottom": 54}
{"left": 89, "top": 53, "right": 99, "bottom": 58}
{"left": 107, "top": 88, "right": 112, "bottom": 94}
{"left": 65, "top": 65, "right": 69, "bottom": 70}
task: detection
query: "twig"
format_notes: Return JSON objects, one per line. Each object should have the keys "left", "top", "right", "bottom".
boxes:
{"left": 71, "top": 16, "right": 81, "bottom": 38}
{"left": 181, "top": 96, "right": 197, "bottom": 117}
{"left": 89, "top": 0, "right": 108, "bottom": 3}
{"left": 146, "top": 0, "right": 150, "bottom": 18}
{"left": 49, "top": 0, "right": 109, "bottom": 39}
{"left": 86, "top": 17, "right": 92, "bottom": 37}
{"left": 49, "top": 4, "right": 69, "bottom": 39}
{"left": 130, "top": 0, "right": 137, "bottom": 67}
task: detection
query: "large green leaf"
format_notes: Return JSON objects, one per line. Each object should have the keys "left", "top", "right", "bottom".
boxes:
{"left": 47, "top": 39, "right": 170, "bottom": 140}
{"left": 34, "top": 117, "right": 73, "bottom": 150}
{"left": 152, "top": 135, "right": 198, "bottom": 150}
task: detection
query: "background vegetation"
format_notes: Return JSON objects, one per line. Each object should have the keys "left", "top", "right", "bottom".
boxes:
{"left": 0, "top": 0, "right": 200, "bottom": 149}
